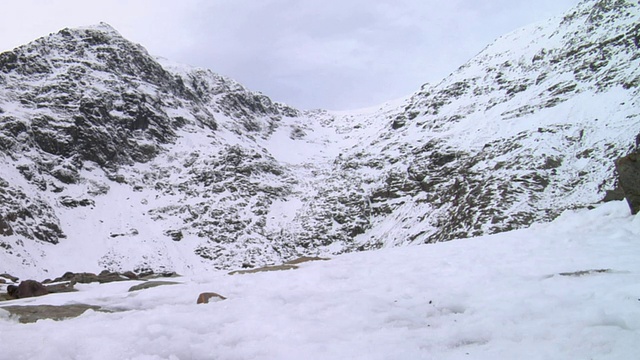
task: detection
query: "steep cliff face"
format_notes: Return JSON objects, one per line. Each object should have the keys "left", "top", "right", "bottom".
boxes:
{"left": 0, "top": 1, "right": 638, "bottom": 277}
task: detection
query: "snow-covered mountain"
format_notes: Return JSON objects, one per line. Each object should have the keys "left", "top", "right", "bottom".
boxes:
{"left": 1, "top": 0, "right": 639, "bottom": 278}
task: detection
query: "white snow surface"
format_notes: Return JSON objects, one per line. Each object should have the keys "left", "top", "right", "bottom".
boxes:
{"left": 1, "top": 201, "right": 639, "bottom": 360}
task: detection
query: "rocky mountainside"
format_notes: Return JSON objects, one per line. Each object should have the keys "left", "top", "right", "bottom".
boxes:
{"left": 309, "top": 0, "right": 640, "bottom": 248}
{"left": 1, "top": 0, "right": 639, "bottom": 278}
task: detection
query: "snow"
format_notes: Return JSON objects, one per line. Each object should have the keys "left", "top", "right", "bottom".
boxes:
{"left": 1, "top": 201, "right": 639, "bottom": 359}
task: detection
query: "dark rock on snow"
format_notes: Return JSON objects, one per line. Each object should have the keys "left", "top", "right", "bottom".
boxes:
{"left": 602, "top": 187, "right": 626, "bottom": 202}
{"left": 7, "top": 280, "right": 48, "bottom": 299}
{"left": 196, "top": 292, "right": 226, "bottom": 304}
{"left": 616, "top": 148, "right": 640, "bottom": 215}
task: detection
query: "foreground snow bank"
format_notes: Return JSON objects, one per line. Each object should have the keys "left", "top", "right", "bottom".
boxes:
{"left": 1, "top": 201, "right": 639, "bottom": 360}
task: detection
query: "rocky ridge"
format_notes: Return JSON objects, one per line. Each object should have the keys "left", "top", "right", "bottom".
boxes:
{"left": 0, "top": 0, "right": 639, "bottom": 277}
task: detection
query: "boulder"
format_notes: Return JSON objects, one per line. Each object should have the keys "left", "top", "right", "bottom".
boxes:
{"left": 616, "top": 151, "right": 640, "bottom": 215}
{"left": 196, "top": 292, "right": 226, "bottom": 304}
{"left": 7, "top": 280, "right": 49, "bottom": 299}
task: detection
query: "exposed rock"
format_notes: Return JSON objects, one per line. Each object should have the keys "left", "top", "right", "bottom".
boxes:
{"left": 616, "top": 151, "right": 640, "bottom": 215}
{"left": 47, "top": 271, "right": 130, "bottom": 284}
{"left": 97, "top": 270, "right": 130, "bottom": 283}
{"left": 0, "top": 304, "right": 103, "bottom": 323}
{"left": 58, "top": 196, "right": 95, "bottom": 208}
{"left": 45, "top": 282, "right": 77, "bottom": 294}
{"left": 121, "top": 271, "right": 138, "bottom": 280}
{"left": 128, "top": 281, "right": 179, "bottom": 292}
{"left": 48, "top": 272, "right": 98, "bottom": 284}
{"left": 229, "top": 264, "right": 299, "bottom": 275}
{"left": 558, "top": 269, "right": 611, "bottom": 277}
{"left": 196, "top": 292, "right": 226, "bottom": 304}
{"left": 7, "top": 280, "right": 48, "bottom": 299}
{"left": 0, "top": 179, "right": 64, "bottom": 244}
{"left": 602, "top": 187, "right": 625, "bottom": 202}
{"left": 284, "top": 256, "right": 330, "bottom": 265}
{"left": 164, "top": 229, "right": 183, "bottom": 242}
{"left": 137, "top": 271, "right": 179, "bottom": 279}
{"left": 0, "top": 273, "right": 18, "bottom": 283}
{"left": 227, "top": 257, "right": 329, "bottom": 275}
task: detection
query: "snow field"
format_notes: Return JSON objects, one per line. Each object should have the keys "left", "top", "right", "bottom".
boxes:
{"left": 1, "top": 201, "right": 639, "bottom": 359}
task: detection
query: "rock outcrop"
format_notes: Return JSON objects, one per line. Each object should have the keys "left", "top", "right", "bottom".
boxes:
{"left": 616, "top": 141, "right": 640, "bottom": 214}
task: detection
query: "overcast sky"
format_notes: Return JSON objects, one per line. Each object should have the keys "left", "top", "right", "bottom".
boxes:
{"left": 1, "top": 0, "right": 580, "bottom": 110}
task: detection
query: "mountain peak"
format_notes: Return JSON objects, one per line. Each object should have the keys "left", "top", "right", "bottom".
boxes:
{"left": 73, "top": 22, "right": 121, "bottom": 35}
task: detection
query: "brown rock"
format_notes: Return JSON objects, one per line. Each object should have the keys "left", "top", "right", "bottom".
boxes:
{"left": 284, "top": 256, "right": 330, "bottom": 265}
{"left": 8, "top": 280, "right": 49, "bottom": 299}
{"left": 52, "top": 271, "right": 99, "bottom": 284}
{"left": 197, "top": 292, "right": 227, "bottom": 304}
{"left": 616, "top": 151, "right": 640, "bottom": 215}
{"left": 128, "top": 281, "right": 179, "bottom": 292}
{"left": 95, "top": 270, "right": 128, "bottom": 283}
{"left": 45, "top": 282, "right": 77, "bottom": 294}
{"left": 50, "top": 271, "right": 131, "bottom": 285}
{"left": 0, "top": 304, "right": 103, "bottom": 323}
{"left": 602, "top": 187, "right": 625, "bottom": 202}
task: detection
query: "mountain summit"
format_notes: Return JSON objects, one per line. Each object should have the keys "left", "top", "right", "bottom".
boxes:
{"left": 1, "top": 0, "right": 639, "bottom": 277}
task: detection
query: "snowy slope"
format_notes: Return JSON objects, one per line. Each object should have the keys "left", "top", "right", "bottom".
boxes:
{"left": 1, "top": 201, "right": 639, "bottom": 359}
{"left": 1, "top": 0, "right": 639, "bottom": 277}
{"left": 298, "top": 0, "right": 640, "bottom": 248}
